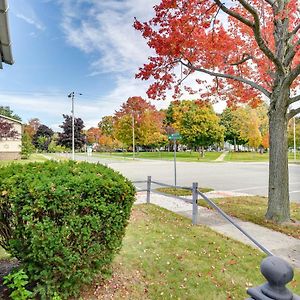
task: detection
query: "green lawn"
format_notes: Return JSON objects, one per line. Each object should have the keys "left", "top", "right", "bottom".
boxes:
{"left": 224, "top": 152, "right": 269, "bottom": 162}
{"left": 2, "top": 205, "right": 299, "bottom": 298}
{"left": 0, "top": 153, "right": 48, "bottom": 166}
{"left": 85, "top": 151, "right": 300, "bottom": 163}
{"left": 224, "top": 151, "right": 300, "bottom": 162}
{"left": 91, "top": 151, "right": 222, "bottom": 162}
{"left": 81, "top": 205, "right": 300, "bottom": 299}
{"left": 156, "top": 187, "right": 213, "bottom": 196}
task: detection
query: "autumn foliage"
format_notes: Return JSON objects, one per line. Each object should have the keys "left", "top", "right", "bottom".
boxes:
{"left": 134, "top": 0, "right": 300, "bottom": 109}
{"left": 134, "top": 0, "right": 300, "bottom": 222}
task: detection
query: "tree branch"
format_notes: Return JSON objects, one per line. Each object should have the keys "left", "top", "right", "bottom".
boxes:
{"left": 286, "top": 63, "right": 300, "bottom": 85}
{"left": 213, "top": 0, "right": 283, "bottom": 72}
{"left": 288, "top": 107, "right": 300, "bottom": 120}
{"left": 289, "top": 94, "right": 300, "bottom": 105}
{"left": 213, "top": 0, "right": 254, "bottom": 27}
{"left": 290, "top": 23, "right": 300, "bottom": 36}
{"left": 263, "top": 0, "right": 276, "bottom": 7}
{"left": 180, "top": 60, "right": 271, "bottom": 98}
{"left": 237, "top": 0, "right": 284, "bottom": 71}
{"left": 230, "top": 54, "right": 253, "bottom": 66}
{"left": 284, "top": 38, "right": 300, "bottom": 67}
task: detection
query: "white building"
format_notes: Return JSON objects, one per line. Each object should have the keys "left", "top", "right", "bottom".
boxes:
{"left": 0, "top": 115, "right": 22, "bottom": 160}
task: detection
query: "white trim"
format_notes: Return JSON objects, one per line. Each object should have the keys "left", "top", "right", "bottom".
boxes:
{"left": 0, "top": 114, "right": 23, "bottom": 124}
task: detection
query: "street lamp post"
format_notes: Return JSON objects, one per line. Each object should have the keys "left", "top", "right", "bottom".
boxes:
{"left": 132, "top": 114, "right": 135, "bottom": 160}
{"left": 294, "top": 116, "right": 297, "bottom": 161}
{"left": 68, "top": 92, "right": 82, "bottom": 160}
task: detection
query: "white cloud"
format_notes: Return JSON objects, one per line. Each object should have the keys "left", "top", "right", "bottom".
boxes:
{"left": 59, "top": 0, "right": 158, "bottom": 75}
{"left": 15, "top": 13, "right": 46, "bottom": 31}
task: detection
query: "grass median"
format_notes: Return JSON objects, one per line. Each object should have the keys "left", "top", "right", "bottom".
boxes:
{"left": 198, "top": 196, "right": 300, "bottom": 239}
{"left": 153, "top": 188, "right": 300, "bottom": 239}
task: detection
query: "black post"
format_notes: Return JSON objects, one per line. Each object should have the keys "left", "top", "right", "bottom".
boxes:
{"left": 247, "top": 256, "right": 300, "bottom": 299}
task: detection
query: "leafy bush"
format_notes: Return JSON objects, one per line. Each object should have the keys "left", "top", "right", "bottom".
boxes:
{"left": 0, "top": 161, "right": 136, "bottom": 299}
{"left": 3, "top": 269, "right": 33, "bottom": 300}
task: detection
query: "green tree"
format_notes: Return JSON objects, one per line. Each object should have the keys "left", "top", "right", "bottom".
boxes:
{"left": 179, "top": 102, "right": 224, "bottom": 157}
{"left": 21, "top": 132, "right": 34, "bottom": 159}
{"left": 32, "top": 125, "right": 54, "bottom": 152}
{"left": 98, "top": 116, "right": 115, "bottom": 137}
{"left": 220, "top": 108, "right": 246, "bottom": 151}
{"left": 48, "top": 133, "right": 68, "bottom": 153}
{"left": 0, "top": 106, "right": 22, "bottom": 121}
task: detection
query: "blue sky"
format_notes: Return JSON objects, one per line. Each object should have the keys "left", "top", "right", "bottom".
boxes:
{"left": 0, "top": 0, "right": 168, "bottom": 130}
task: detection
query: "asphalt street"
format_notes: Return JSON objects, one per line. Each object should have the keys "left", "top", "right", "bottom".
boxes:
{"left": 76, "top": 154, "right": 300, "bottom": 202}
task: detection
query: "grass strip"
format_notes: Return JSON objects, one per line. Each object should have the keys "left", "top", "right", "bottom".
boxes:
{"left": 156, "top": 187, "right": 213, "bottom": 196}
{"left": 198, "top": 196, "right": 300, "bottom": 239}
{"left": 150, "top": 187, "right": 300, "bottom": 239}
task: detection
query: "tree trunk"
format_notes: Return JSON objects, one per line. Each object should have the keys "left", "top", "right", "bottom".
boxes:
{"left": 198, "top": 146, "right": 204, "bottom": 158}
{"left": 234, "top": 137, "right": 237, "bottom": 151}
{"left": 266, "top": 108, "right": 290, "bottom": 223}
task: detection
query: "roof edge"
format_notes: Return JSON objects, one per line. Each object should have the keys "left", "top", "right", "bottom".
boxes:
{"left": 0, "top": 114, "right": 23, "bottom": 124}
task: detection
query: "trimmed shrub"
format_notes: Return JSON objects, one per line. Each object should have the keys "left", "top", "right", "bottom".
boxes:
{"left": 0, "top": 160, "right": 136, "bottom": 299}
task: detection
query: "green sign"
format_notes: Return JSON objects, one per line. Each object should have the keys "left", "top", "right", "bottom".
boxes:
{"left": 168, "top": 133, "right": 182, "bottom": 140}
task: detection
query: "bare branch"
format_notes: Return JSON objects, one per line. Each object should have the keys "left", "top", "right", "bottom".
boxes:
{"left": 213, "top": 0, "right": 254, "bottom": 27}
{"left": 284, "top": 38, "right": 300, "bottom": 67}
{"left": 290, "top": 23, "right": 300, "bottom": 36}
{"left": 286, "top": 63, "right": 300, "bottom": 85}
{"left": 263, "top": 0, "right": 275, "bottom": 6}
{"left": 230, "top": 54, "right": 253, "bottom": 66}
{"left": 289, "top": 94, "right": 300, "bottom": 105}
{"left": 180, "top": 60, "right": 271, "bottom": 98}
{"left": 177, "top": 67, "right": 193, "bottom": 86}
{"left": 288, "top": 107, "right": 300, "bottom": 120}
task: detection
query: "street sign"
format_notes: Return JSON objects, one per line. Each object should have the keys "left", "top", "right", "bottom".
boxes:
{"left": 168, "top": 133, "right": 182, "bottom": 140}
{"left": 167, "top": 133, "right": 182, "bottom": 187}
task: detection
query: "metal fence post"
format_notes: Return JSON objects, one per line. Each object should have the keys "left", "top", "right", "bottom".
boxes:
{"left": 146, "top": 176, "right": 151, "bottom": 204}
{"left": 192, "top": 182, "right": 198, "bottom": 225}
{"left": 247, "top": 256, "right": 300, "bottom": 299}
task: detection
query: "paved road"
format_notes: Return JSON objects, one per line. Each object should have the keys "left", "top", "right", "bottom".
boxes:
{"left": 75, "top": 155, "right": 300, "bottom": 202}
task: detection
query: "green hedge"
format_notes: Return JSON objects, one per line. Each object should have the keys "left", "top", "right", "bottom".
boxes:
{"left": 0, "top": 160, "right": 136, "bottom": 299}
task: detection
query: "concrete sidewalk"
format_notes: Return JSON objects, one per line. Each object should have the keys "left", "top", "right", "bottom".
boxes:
{"left": 135, "top": 191, "right": 300, "bottom": 269}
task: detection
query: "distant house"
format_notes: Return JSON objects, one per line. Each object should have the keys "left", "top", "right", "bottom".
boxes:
{"left": 0, "top": 115, "right": 22, "bottom": 160}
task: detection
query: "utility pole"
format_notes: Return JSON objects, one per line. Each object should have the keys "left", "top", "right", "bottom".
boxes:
{"left": 68, "top": 92, "right": 82, "bottom": 160}
{"left": 294, "top": 116, "right": 296, "bottom": 161}
{"left": 132, "top": 113, "right": 135, "bottom": 160}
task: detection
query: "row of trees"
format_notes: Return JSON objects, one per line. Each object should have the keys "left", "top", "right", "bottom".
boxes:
{"left": 0, "top": 107, "right": 86, "bottom": 156}
{"left": 23, "top": 115, "right": 86, "bottom": 154}
{"left": 86, "top": 96, "right": 299, "bottom": 155}
{"left": 1, "top": 103, "right": 299, "bottom": 158}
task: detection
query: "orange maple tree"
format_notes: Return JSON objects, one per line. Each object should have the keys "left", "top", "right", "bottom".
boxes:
{"left": 134, "top": 0, "right": 300, "bottom": 222}
{"left": 86, "top": 127, "right": 101, "bottom": 144}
